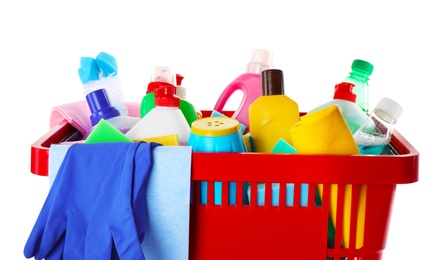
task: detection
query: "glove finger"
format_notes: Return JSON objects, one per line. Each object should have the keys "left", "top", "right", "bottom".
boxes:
{"left": 34, "top": 209, "right": 69, "bottom": 258}
{"left": 23, "top": 172, "right": 67, "bottom": 259}
{"left": 42, "top": 235, "right": 65, "bottom": 260}
{"left": 85, "top": 226, "right": 113, "bottom": 260}
{"left": 24, "top": 198, "right": 65, "bottom": 258}
{"left": 62, "top": 213, "right": 88, "bottom": 259}
{"left": 110, "top": 214, "right": 145, "bottom": 260}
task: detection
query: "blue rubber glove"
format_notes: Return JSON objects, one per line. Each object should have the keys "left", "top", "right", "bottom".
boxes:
{"left": 24, "top": 142, "right": 160, "bottom": 259}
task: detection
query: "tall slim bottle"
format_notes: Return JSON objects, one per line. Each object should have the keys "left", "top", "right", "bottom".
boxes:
{"left": 343, "top": 59, "right": 374, "bottom": 113}
{"left": 248, "top": 69, "right": 300, "bottom": 153}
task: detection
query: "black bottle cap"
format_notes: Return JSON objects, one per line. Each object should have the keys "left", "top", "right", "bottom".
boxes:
{"left": 261, "top": 69, "right": 284, "bottom": 96}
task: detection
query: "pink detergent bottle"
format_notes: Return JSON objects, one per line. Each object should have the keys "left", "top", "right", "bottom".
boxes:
{"left": 213, "top": 49, "right": 273, "bottom": 133}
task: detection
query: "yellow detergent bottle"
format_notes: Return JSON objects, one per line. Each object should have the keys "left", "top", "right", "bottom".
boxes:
{"left": 248, "top": 69, "right": 299, "bottom": 153}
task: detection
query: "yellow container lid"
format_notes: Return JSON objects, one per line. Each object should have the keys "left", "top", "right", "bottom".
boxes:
{"left": 191, "top": 116, "right": 240, "bottom": 137}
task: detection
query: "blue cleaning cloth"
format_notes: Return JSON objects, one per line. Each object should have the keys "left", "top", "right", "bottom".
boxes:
{"left": 25, "top": 142, "right": 160, "bottom": 259}
{"left": 47, "top": 145, "right": 193, "bottom": 260}
{"left": 141, "top": 146, "right": 192, "bottom": 260}
{"left": 96, "top": 51, "right": 118, "bottom": 78}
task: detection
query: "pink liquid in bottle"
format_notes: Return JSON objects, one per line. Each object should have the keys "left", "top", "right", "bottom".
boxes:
{"left": 213, "top": 49, "right": 273, "bottom": 133}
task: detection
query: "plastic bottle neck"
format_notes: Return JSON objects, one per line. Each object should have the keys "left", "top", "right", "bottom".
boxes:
{"left": 348, "top": 70, "right": 370, "bottom": 83}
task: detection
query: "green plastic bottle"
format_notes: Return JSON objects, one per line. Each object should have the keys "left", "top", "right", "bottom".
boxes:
{"left": 342, "top": 59, "right": 374, "bottom": 113}
{"left": 248, "top": 69, "right": 300, "bottom": 153}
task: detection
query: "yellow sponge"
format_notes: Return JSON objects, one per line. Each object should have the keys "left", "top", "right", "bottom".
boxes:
{"left": 133, "top": 134, "right": 180, "bottom": 146}
{"left": 290, "top": 105, "right": 359, "bottom": 155}
{"left": 290, "top": 105, "right": 363, "bottom": 249}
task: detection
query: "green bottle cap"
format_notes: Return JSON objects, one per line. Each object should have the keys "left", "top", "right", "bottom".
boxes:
{"left": 351, "top": 59, "right": 374, "bottom": 75}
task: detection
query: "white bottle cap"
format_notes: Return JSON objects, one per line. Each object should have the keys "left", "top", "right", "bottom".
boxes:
{"left": 374, "top": 97, "right": 403, "bottom": 123}
{"left": 245, "top": 49, "right": 273, "bottom": 74}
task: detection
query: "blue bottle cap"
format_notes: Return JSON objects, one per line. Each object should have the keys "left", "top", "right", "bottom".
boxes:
{"left": 86, "top": 88, "right": 120, "bottom": 126}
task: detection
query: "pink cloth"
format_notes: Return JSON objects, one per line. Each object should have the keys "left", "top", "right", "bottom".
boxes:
{"left": 50, "top": 101, "right": 141, "bottom": 136}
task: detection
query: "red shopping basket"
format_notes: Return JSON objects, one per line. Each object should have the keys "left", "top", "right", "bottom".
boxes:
{"left": 30, "top": 111, "right": 419, "bottom": 260}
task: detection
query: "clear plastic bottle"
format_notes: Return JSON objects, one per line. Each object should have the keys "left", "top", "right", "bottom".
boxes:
{"left": 342, "top": 59, "right": 374, "bottom": 113}
{"left": 126, "top": 84, "right": 191, "bottom": 145}
{"left": 78, "top": 52, "right": 129, "bottom": 116}
{"left": 308, "top": 82, "right": 368, "bottom": 135}
{"left": 353, "top": 97, "right": 403, "bottom": 155}
{"left": 248, "top": 69, "right": 300, "bottom": 153}
{"left": 84, "top": 88, "right": 140, "bottom": 138}
{"left": 213, "top": 49, "right": 273, "bottom": 133}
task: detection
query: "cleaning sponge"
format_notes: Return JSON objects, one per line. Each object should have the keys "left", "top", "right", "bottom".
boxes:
{"left": 95, "top": 52, "right": 118, "bottom": 77}
{"left": 85, "top": 119, "right": 133, "bottom": 144}
{"left": 78, "top": 57, "right": 100, "bottom": 84}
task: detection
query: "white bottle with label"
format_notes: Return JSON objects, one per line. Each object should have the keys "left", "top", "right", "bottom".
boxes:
{"left": 126, "top": 84, "right": 191, "bottom": 145}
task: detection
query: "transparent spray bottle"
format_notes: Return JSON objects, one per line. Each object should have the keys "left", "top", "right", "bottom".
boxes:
{"left": 353, "top": 97, "right": 403, "bottom": 155}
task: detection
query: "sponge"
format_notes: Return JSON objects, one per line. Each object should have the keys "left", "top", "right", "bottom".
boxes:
{"left": 289, "top": 105, "right": 362, "bottom": 249}
{"left": 84, "top": 119, "right": 133, "bottom": 144}
{"left": 271, "top": 138, "right": 297, "bottom": 154}
{"left": 290, "top": 105, "right": 359, "bottom": 154}
{"left": 133, "top": 134, "right": 180, "bottom": 146}
{"left": 78, "top": 57, "right": 99, "bottom": 84}
{"left": 95, "top": 52, "right": 118, "bottom": 77}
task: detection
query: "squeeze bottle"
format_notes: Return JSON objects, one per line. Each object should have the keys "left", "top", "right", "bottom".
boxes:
{"left": 353, "top": 97, "right": 403, "bottom": 155}
{"left": 342, "top": 59, "right": 374, "bottom": 113}
{"left": 308, "top": 82, "right": 368, "bottom": 134}
{"left": 188, "top": 116, "right": 248, "bottom": 205}
{"left": 126, "top": 84, "right": 191, "bottom": 145}
{"left": 78, "top": 52, "right": 128, "bottom": 116}
{"left": 213, "top": 49, "right": 273, "bottom": 133}
{"left": 248, "top": 69, "right": 300, "bottom": 153}
{"left": 84, "top": 88, "right": 140, "bottom": 138}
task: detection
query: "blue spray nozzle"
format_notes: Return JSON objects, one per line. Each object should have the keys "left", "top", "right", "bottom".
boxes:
{"left": 78, "top": 57, "right": 100, "bottom": 84}
{"left": 86, "top": 88, "right": 121, "bottom": 126}
{"left": 96, "top": 52, "right": 118, "bottom": 77}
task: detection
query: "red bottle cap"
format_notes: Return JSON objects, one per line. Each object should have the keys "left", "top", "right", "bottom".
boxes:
{"left": 333, "top": 82, "right": 356, "bottom": 102}
{"left": 155, "top": 84, "right": 180, "bottom": 107}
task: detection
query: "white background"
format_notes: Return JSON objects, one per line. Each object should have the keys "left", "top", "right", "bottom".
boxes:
{"left": 1, "top": 0, "right": 443, "bottom": 259}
